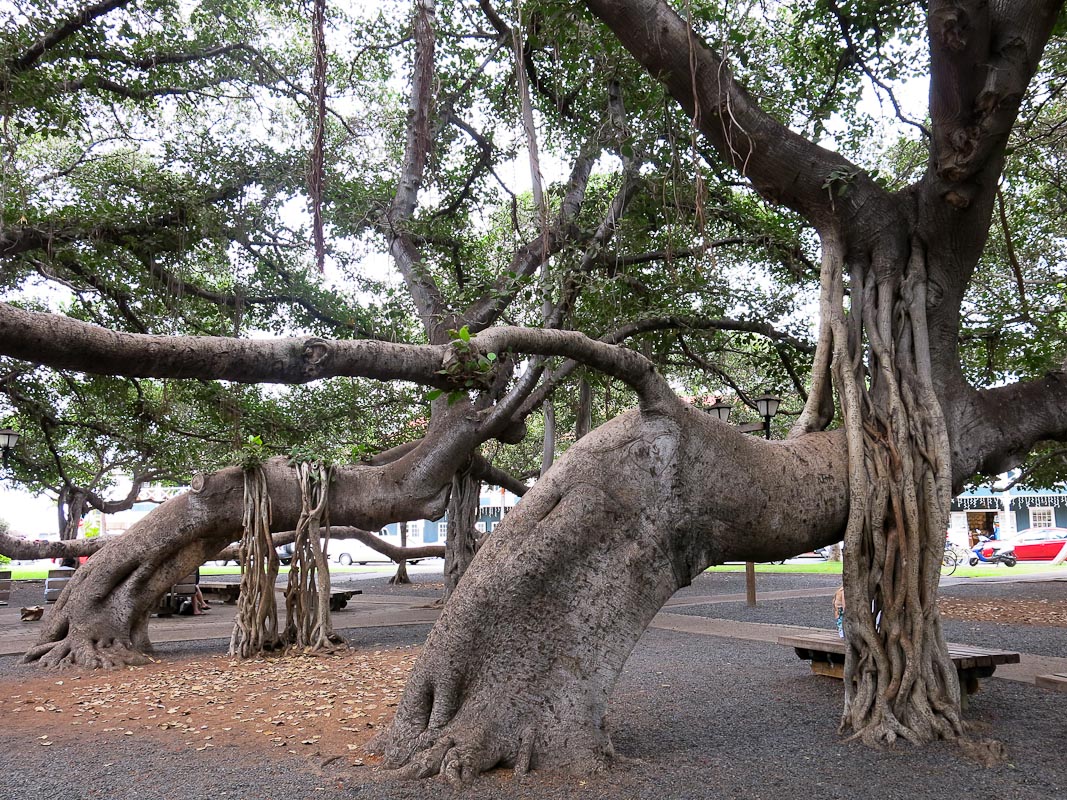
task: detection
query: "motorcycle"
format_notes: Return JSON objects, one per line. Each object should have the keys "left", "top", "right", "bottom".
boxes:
{"left": 968, "top": 536, "right": 1017, "bottom": 567}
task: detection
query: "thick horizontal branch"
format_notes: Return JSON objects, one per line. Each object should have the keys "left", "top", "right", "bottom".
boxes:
{"left": 0, "top": 302, "right": 444, "bottom": 385}
{"left": 0, "top": 304, "right": 681, "bottom": 412}
{"left": 951, "top": 369, "right": 1067, "bottom": 485}
{"left": 0, "top": 530, "right": 120, "bottom": 560}
{"left": 214, "top": 527, "right": 445, "bottom": 563}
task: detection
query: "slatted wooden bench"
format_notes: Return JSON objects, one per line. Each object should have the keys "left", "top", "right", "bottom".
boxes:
{"left": 157, "top": 573, "right": 199, "bottom": 616}
{"left": 778, "top": 630, "right": 1020, "bottom": 699}
{"left": 199, "top": 581, "right": 361, "bottom": 610}
{"left": 1036, "top": 673, "right": 1067, "bottom": 692}
{"left": 329, "top": 589, "right": 361, "bottom": 611}
{"left": 199, "top": 581, "right": 242, "bottom": 604}
{"left": 44, "top": 566, "right": 76, "bottom": 603}
{"left": 0, "top": 569, "right": 11, "bottom": 606}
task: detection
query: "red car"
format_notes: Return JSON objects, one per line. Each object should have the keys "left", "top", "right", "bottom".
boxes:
{"left": 1007, "top": 528, "right": 1067, "bottom": 560}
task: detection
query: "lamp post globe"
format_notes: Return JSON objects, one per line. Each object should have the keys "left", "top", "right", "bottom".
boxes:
{"left": 754, "top": 394, "right": 781, "bottom": 420}
{"left": 754, "top": 394, "right": 781, "bottom": 441}
{"left": 707, "top": 401, "right": 733, "bottom": 423}
{"left": 0, "top": 428, "right": 18, "bottom": 468}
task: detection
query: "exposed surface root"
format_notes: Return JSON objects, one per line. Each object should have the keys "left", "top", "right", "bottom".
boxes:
{"left": 23, "top": 632, "right": 152, "bottom": 669}
{"left": 959, "top": 736, "right": 1009, "bottom": 767}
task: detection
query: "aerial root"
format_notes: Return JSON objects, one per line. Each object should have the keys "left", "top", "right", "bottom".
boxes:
{"left": 513, "top": 725, "right": 536, "bottom": 777}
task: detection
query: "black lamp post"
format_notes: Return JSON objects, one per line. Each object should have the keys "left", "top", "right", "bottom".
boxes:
{"left": 0, "top": 428, "right": 19, "bottom": 468}
{"left": 754, "top": 394, "right": 781, "bottom": 440}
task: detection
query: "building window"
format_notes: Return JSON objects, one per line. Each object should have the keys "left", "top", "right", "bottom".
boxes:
{"left": 1030, "top": 507, "right": 1054, "bottom": 529}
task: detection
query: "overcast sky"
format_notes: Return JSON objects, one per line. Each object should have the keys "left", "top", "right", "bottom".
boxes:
{"left": 1, "top": 485, "right": 56, "bottom": 536}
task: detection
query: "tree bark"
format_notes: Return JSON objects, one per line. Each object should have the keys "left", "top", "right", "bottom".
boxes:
{"left": 22, "top": 454, "right": 456, "bottom": 667}
{"left": 444, "top": 469, "right": 480, "bottom": 599}
{"left": 377, "top": 405, "right": 849, "bottom": 781}
{"left": 389, "top": 521, "right": 412, "bottom": 585}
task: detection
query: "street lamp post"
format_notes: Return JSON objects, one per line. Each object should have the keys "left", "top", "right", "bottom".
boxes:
{"left": 706, "top": 400, "right": 733, "bottom": 423}
{"left": 754, "top": 394, "right": 781, "bottom": 441}
{"left": 0, "top": 428, "right": 18, "bottom": 468}
{"left": 746, "top": 395, "right": 781, "bottom": 606}
{"left": 705, "top": 396, "right": 781, "bottom": 606}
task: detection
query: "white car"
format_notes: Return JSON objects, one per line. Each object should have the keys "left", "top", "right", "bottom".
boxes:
{"left": 326, "top": 536, "right": 394, "bottom": 566}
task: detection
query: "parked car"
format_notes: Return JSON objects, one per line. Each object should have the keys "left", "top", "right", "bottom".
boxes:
{"left": 276, "top": 542, "right": 295, "bottom": 566}
{"left": 326, "top": 536, "right": 392, "bottom": 566}
{"left": 1006, "top": 528, "right": 1067, "bottom": 561}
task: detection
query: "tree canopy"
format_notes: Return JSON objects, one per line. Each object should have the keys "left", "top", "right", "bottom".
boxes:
{"left": 1, "top": 0, "right": 1067, "bottom": 783}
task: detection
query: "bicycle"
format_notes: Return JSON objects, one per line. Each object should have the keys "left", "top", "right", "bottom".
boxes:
{"left": 940, "top": 545, "right": 960, "bottom": 576}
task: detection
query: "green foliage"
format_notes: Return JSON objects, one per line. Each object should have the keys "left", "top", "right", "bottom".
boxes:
{"left": 234, "top": 434, "right": 269, "bottom": 470}
{"left": 0, "top": 0, "right": 1062, "bottom": 496}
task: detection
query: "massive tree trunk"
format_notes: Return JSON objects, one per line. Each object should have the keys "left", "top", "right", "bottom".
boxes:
{"left": 377, "top": 405, "right": 849, "bottom": 780}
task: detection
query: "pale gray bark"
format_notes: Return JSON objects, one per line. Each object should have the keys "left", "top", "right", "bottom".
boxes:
{"left": 378, "top": 405, "right": 848, "bottom": 779}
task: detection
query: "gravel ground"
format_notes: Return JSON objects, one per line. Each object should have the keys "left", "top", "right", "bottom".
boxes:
{"left": 1, "top": 573, "right": 1065, "bottom": 800}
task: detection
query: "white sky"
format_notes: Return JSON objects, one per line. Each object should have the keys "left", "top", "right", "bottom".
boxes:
{"left": 0, "top": 484, "right": 57, "bottom": 536}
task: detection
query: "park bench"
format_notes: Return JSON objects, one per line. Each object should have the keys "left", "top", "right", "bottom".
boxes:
{"left": 199, "top": 580, "right": 360, "bottom": 611}
{"left": 157, "top": 573, "right": 199, "bottom": 616}
{"left": 0, "top": 569, "right": 11, "bottom": 605}
{"left": 1035, "top": 673, "right": 1067, "bottom": 693}
{"left": 44, "top": 566, "right": 76, "bottom": 603}
{"left": 199, "top": 581, "right": 242, "bottom": 604}
{"left": 329, "top": 589, "right": 360, "bottom": 611}
{"left": 778, "top": 630, "right": 1020, "bottom": 699}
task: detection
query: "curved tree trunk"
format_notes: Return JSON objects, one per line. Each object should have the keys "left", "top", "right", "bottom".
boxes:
{"left": 390, "top": 521, "right": 412, "bottom": 585}
{"left": 22, "top": 453, "right": 454, "bottom": 667}
{"left": 23, "top": 473, "right": 246, "bottom": 667}
{"left": 377, "top": 405, "right": 849, "bottom": 781}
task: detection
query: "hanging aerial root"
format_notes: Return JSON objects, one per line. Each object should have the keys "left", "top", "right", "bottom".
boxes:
{"left": 820, "top": 238, "right": 963, "bottom": 745}
{"left": 284, "top": 460, "right": 343, "bottom": 653}
{"left": 230, "top": 465, "right": 282, "bottom": 658}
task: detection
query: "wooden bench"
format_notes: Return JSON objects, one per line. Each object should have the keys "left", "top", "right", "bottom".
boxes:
{"left": 157, "top": 573, "right": 199, "bottom": 616}
{"left": 1036, "top": 673, "right": 1067, "bottom": 693}
{"left": 44, "top": 567, "right": 76, "bottom": 603}
{"left": 0, "top": 569, "right": 11, "bottom": 605}
{"left": 199, "top": 581, "right": 361, "bottom": 610}
{"left": 199, "top": 581, "right": 242, "bottom": 604}
{"left": 778, "top": 630, "right": 1020, "bottom": 698}
{"left": 329, "top": 589, "right": 361, "bottom": 611}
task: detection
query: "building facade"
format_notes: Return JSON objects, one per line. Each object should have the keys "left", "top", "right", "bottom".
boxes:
{"left": 950, "top": 483, "right": 1067, "bottom": 546}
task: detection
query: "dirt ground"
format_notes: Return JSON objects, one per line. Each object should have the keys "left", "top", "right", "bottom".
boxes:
{"left": 2, "top": 645, "right": 418, "bottom": 768}
{"left": 1, "top": 595, "right": 1061, "bottom": 764}
{"left": 938, "top": 596, "right": 1067, "bottom": 626}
